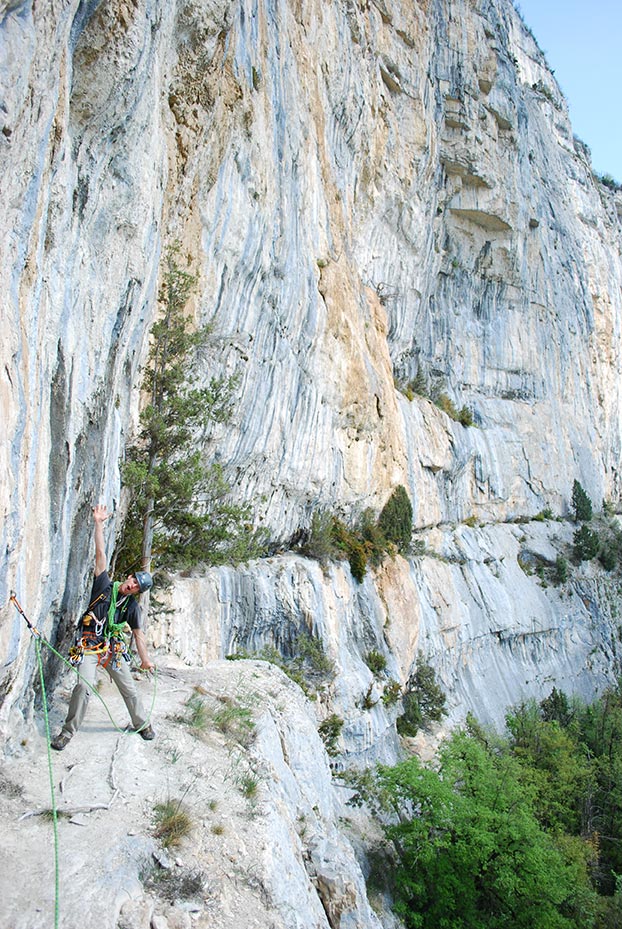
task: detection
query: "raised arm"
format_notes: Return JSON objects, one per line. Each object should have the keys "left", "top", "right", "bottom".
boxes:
{"left": 92, "top": 504, "right": 109, "bottom": 575}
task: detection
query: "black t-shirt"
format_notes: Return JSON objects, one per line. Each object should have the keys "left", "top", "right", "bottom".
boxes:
{"left": 80, "top": 571, "right": 140, "bottom": 641}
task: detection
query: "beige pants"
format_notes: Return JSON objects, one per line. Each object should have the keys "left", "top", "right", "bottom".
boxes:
{"left": 61, "top": 652, "right": 148, "bottom": 735}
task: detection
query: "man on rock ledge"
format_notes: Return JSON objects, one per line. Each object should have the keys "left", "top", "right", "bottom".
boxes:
{"left": 51, "top": 504, "right": 156, "bottom": 750}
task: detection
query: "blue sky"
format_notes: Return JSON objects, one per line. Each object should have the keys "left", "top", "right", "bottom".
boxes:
{"left": 515, "top": 0, "right": 622, "bottom": 180}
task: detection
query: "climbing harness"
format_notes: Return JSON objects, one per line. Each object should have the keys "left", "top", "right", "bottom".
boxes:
{"left": 9, "top": 591, "right": 158, "bottom": 929}
{"left": 70, "top": 581, "right": 132, "bottom": 669}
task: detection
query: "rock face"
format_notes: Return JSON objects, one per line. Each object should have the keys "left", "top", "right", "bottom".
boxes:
{"left": 1, "top": 0, "right": 622, "bottom": 923}
{"left": 0, "top": 660, "right": 383, "bottom": 929}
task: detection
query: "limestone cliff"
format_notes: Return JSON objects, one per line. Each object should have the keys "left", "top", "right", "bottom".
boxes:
{"left": 1, "top": 0, "right": 622, "bottom": 925}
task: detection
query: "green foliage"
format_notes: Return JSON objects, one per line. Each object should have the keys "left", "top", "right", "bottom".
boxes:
{"left": 597, "top": 173, "right": 622, "bottom": 192}
{"left": 361, "top": 682, "right": 378, "bottom": 710}
{"left": 540, "top": 687, "right": 573, "bottom": 727}
{"left": 396, "top": 365, "right": 429, "bottom": 402}
{"left": 378, "top": 486, "right": 413, "bottom": 554}
{"left": 410, "top": 364, "right": 428, "bottom": 397}
{"left": 509, "top": 685, "right": 622, "bottom": 897}
{"left": 359, "top": 507, "right": 393, "bottom": 565}
{"left": 381, "top": 679, "right": 402, "bottom": 706}
{"left": 396, "top": 654, "right": 446, "bottom": 737}
{"left": 299, "top": 486, "right": 414, "bottom": 582}
{"left": 434, "top": 390, "right": 474, "bottom": 427}
{"left": 599, "top": 546, "right": 618, "bottom": 571}
{"left": 553, "top": 554, "right": 569, "bottom": 584}
{"left": 602, "top": 499, "right": 616, "bottom": 518}
{"left": 378, "top": 731, "right": 597, "bottom": 929}
{"left": 117, "top": 245, "right": 267, "bottom": 575}
{"left": 331, "top": 517, "right": 369, "bottom": 582}
{"left": 574, "top": 524, "right": 600, "bottom": 561}
{"left": 297, "top": 632, "right": 335, "bottom": 677}
{"left": 360, "top": 685, "right": 622, "bottom": 928}
{"left": 318, "top": 714, "right": 344, "bottom": 756}
{"left": 365, "top": 649, "right": 388, "bottom": 677}
{"left": 300, "top": 511, "right": 338, "bottom": 566}
{"left": 572, "top": 480, "right": 593, "bottom": 522}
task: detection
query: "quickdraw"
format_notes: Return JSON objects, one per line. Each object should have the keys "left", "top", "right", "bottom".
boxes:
{"left": 98, "top": 638, "right": 131, "bottom": 671}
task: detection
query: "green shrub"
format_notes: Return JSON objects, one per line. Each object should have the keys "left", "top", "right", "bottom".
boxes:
{"left": 300, "top": 511, "right": 338, "bottom": 565}
{"left": 359, "top": 508, "right": 391, "bottom": 565}
{"left": 301, "top": 488, "right": 414, "bottom": 581}
{"left": 382, "top": 679, "right": 402, "bottom": 706}
{"left": 298, "top": 633, "right": 335, "bottom": 677}
{"left": 572, "top": 480, "right": 593, "bottom": 522}
{"left": 599, "top": 546, "right": 617, "bottom": 571}
{"left": 331, "top": 518, "right": 368, "bottom": 582}
{"left": 553, "top": 555, "right": 569, "bottom": 584}
{"left": 365, "top": 649, "right": 388, "bottom": 676}
{"left": 397, "top": 655, "right": 446, "bottom": 737}
{"left": 361, "top": 683, "right": 378, "bottom": 710}
{"left": 602, "top": 499, "right": 616, "bottom": 517}
{"left": 573, "top": 524, "right": 600, "bottom": 561}
{"left": 433, "top": 391, "right": 474, "bottom": 427}
{"left": 457, "top": 405, "right": 474, "bottom": 427}
{"left": 378, "top": 486, "right": 413, "bottom": 554}
{"left": 318, "top": 714, "right": 344, "bottom": 756}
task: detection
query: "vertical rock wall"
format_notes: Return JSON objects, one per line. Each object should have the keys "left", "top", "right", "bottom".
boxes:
{"left": 1, "top": 0, "right": 621, "bottom": 744}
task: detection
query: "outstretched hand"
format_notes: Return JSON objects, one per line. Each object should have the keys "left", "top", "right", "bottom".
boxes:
{"left": 92, "top": 504, "right": 110, "bottom": 524}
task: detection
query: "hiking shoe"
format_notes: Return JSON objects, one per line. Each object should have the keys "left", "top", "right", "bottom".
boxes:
{"left": 50, "top": 731, "right": 72, "bottom": 751}
{"left": 138, "top": 725, "right": 155, "bottom": 741}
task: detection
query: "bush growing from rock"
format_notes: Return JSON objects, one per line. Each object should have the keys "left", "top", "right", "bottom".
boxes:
{"left": 378, "top": 485, "right": 413, "bottom": 554}
{"left": 365, "top": 649, "right": 388, "bottom": 676}
{"left": 572, "top": 480, "right": 593, "bottom": 522}
{"left": 318, "top": 714, "right": 344, "bottom": 756}
{"left": 553, "top": 555, "right": 569, "bottom": 584}
{"left": 397, "top": 655, "right": 446, "bottom": 737}
{"left": 573, "top": 524, "right": 600, "bottom": 561}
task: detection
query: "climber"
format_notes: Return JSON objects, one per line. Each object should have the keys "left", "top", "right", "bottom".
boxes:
{"left": 50, "top": 504, "right": 156, "bottom": 750}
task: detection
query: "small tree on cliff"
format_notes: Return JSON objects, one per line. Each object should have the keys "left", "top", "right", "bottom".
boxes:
{"left": 378, "top": 485, "right": 413, "bottom": 554}
{"left": 116, "top": 246, "right": 265, "bottom": 578}
{"left": 571, "top": 480, "right": 593, "bottom": 522}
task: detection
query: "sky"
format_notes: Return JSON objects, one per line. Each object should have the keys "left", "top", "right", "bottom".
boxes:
{"left": 515, "top": 0, "right": 622, "bottom": 181}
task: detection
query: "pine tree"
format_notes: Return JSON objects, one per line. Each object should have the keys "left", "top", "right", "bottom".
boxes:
{"left": 573, "top": 524, "right": 600, "bottom": 561}
{"left": 378, "top": 485, "right": 413, "bottom": 554}
{"left": 572, "top": 480, "right": 593, "bottom": 522}
{"left": 117, "top": 246, "right": 266, "bottom": 577}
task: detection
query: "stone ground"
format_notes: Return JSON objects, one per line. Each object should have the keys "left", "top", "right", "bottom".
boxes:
{"left": 0, "top": 656, "right": 383, "bottom": 929}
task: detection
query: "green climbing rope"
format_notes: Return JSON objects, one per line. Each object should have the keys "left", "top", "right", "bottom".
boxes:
{"left": 10, "top": 591, "right": 158, "bottom": 929}
{"left": 42, "top": 636, "right": 158, "bottom": 734}
{"left": 35, "top": 637, "right": 60, "bottom": 929}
